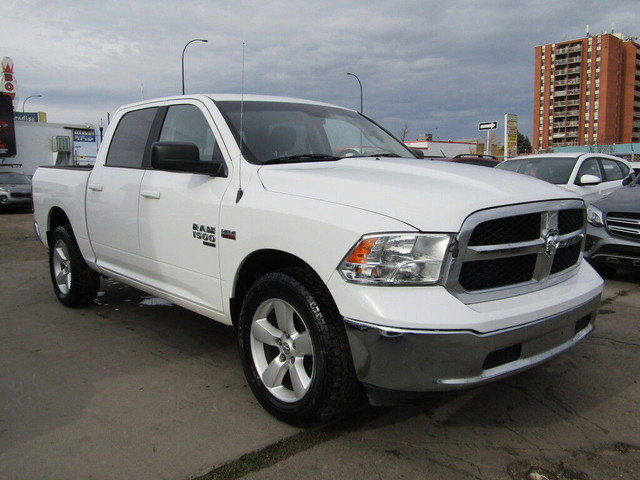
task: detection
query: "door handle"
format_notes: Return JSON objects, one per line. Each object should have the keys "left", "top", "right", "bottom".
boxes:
{"left": 88, "top": 183, "right": 103, "bottom": 192}
{"left": 140, "top": 190, "right": 161, "bottom": 199}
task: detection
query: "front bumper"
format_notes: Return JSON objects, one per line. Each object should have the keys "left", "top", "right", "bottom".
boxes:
{"left": 585, "top": 225, "right": 640, "bottom": 270}
{"left": 337, "top": 266, "right": 602, "bottom": 405}
{"left": 0, "top": 191, "right": 31, "bottom": 208}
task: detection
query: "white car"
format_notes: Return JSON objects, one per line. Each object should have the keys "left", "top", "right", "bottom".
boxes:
{"left": 496, "top": 153, "right": 632, "bottom": 204}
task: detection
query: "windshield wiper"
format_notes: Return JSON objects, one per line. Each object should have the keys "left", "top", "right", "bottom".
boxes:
{"left": 262, "top": 154, "right": 341, "bottom": 165}
{"left": 374, "top": 152, "right": 402, "bottom": 158}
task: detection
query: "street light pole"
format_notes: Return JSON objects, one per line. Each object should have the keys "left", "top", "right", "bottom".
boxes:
{"left": 346, "top": 73, "right": 363, "bottom": 113}
{"left": 22, "top": 94, "right": 42, "bottom": 112}
{"left": 182, "top": 38, "right": 209, "bottom": 95}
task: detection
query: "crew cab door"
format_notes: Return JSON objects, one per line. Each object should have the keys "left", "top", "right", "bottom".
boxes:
{"left": 86, "top": 106, "right": 159, "bottom": 277}
{"left": 137, "top": 101, "right": 231, "bottom": 315}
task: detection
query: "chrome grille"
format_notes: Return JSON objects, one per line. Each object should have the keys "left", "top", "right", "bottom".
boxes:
{"left": 446, "top": 200, "right": 586, "bottom": 304}
{"left": 605, "top": 212, "right": 640, "bottom": 241}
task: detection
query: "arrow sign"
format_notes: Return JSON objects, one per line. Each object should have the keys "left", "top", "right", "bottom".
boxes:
{"left": 478, "top": 121, "right": 498, "bottom": 131}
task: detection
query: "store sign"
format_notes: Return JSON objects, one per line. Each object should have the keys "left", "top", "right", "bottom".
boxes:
{"left": 0, "top": 94, "right": 17, "bottom": 157}
{"left": 14, "top": 112, "right": 39, "bottom": 122}
{"left": 74, "top": 130, "right": 96, "bottom": 142}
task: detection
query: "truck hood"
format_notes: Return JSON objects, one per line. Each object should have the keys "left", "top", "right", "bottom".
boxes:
{"left": 258, "top": 157, "right": 580, "bottom": 231}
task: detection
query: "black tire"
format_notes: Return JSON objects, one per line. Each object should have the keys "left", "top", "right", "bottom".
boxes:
{"left": 238, "top": 269, "right": 361, "bottom": 425}
{"left": 49, "top": 225, "right": 101, "bottom": 307}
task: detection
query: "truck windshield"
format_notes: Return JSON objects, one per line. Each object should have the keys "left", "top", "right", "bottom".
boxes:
{"left": 215, "top": 100, "right": 416, "bottom": 165}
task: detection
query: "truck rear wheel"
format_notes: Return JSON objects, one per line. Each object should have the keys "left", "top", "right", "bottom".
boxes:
{"left": 238, "top": 269, "right": 360, "bottom": 425}
{"left": 49, "top": 226, "right": 101, "bottom": 307}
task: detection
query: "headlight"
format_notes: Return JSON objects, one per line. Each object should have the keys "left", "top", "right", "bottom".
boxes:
{"left": 0, "top": 186, "right": 8, "bottom": 193}
{"left": 586, "top": 205, "right": 605, "bottom": 227}
{"left": 339, "top": 233, "right": 453, "bottom": 285}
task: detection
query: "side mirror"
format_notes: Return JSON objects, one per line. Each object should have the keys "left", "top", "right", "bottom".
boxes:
{"left": 622, "top": 172, "right": 637, "bottom": 186}
{"left": 412, "top": 149, "right": 425, "bottom": 159}
{"left": 151, "top": 142, "right": 227, "bottom": 177}
{"left": 578, "top": 174, "right": 601, "bottom": 186}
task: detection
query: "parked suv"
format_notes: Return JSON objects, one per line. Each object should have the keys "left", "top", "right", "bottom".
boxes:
{"left": 496, "top": 153, "right": 632, "bottom": 204}
{"left": 585, "top": 173, "right": 640, "bottom": 277}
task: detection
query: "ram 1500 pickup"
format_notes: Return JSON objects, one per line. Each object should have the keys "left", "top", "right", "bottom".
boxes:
{"left": 33, "top": 94, "right": 603, "bottom": 424}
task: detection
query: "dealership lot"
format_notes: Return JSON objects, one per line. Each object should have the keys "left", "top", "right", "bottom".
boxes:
{"left": 1, "top": 212, "right": 639, "bottom": 480}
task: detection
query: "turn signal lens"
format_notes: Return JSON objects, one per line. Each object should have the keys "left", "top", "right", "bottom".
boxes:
{"left": 346, "top": 237, "right": 379, "bottom": 264}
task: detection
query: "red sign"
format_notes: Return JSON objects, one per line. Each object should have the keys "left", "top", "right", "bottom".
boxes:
{"left": 1, "top": 57, "right": 17, "bottom": 101}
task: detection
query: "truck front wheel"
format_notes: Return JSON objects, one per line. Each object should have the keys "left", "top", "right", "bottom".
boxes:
{"left": 238, "top": 270, "right": 360, "bottom": 425}
{"left": 49, "top": 226, "right": 101, "bottom": 307}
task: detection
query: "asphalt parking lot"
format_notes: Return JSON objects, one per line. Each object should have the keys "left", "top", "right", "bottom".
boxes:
{"left": 1, "top": 212, "right": 639, "bottom": 480}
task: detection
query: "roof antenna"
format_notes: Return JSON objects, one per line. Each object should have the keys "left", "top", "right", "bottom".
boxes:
{"left": 236, "top": 42, "right": 246, "bottom": 204}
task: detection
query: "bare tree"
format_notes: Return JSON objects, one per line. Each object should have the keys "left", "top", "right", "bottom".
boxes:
{"left": 398, "top": 122, "right": 410, "bottom": 142}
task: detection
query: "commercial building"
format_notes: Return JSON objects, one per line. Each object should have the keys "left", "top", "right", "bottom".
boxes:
{"left": 533, "top": 32, "right": 640, "bottom": 151}
{"left": 0, "top": 114, "right": 100, "bottom": 176}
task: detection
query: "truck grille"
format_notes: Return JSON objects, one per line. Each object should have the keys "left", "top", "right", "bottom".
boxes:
{"left": 605, "top": 212, "right": 640, "bottom": 241}
{"left": 446, "top": 200, "right": 586, "bottom": 304}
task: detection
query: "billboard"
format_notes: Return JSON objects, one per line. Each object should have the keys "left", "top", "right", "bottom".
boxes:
{"left": 0, "top": 94, "right": 17, "bottom": 157}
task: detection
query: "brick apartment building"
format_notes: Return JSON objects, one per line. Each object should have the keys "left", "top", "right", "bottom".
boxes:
{"left": 533, "top": 32, "right": 640, "bottom": 151}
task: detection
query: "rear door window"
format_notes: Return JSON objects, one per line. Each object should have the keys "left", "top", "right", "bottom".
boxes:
{"left": 105, "top": 107, "right": 158, "bottom": 168}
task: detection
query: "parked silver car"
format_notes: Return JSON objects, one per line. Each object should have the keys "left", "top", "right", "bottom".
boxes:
{"left": 496, "top": 153, "right": 632, "bottom": 204}
{"left": 0, "top": 172, "right": 32, "bottom": 210}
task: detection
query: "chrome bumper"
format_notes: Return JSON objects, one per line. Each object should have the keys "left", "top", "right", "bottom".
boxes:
{"left": 344, "top": 294, "right": 601, "bottom": 405}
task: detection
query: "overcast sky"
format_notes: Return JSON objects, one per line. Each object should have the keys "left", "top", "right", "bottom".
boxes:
{"left": 3, "top": 0, "right": 639, "bottom": 142}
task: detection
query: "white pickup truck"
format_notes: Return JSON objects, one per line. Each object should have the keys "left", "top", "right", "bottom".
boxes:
{"left": 33, "top": 94, "right": 603, "bottom": 424}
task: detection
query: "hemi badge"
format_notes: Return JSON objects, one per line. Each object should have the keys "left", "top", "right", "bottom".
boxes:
{"left": 221, "top": 229, "right": 237, "bottom": 240}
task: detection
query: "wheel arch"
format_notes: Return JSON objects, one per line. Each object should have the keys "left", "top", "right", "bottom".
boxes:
{"left": 230, "top": 249, "right": 333, "bottom": 328}
{"left": 47, "top": 207, "right": 72, "bottom": 244}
